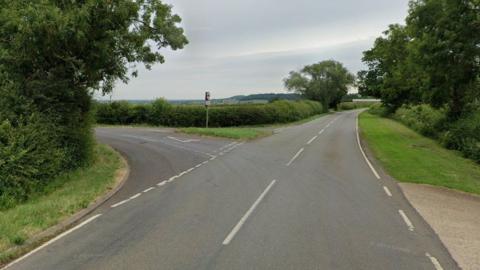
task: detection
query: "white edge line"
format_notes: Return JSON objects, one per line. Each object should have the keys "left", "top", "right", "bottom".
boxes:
{"left": 195, "top": 164, "right": 202, "bottom": 168}
{"left": 187, "top": 168, "right": 194, "bottom": 173}
{"left": 167, "top": 176, "right": 178, "bottom": 182}
{"left": 426, "top": 253, "right": 444, "bottom": 270}
{"left": 143, "top": 187, "right": 155, "bottom": 193}
{"left": 222, "top": 180, "right": 277, "bottom": 245}
{"left": 398, "top": 209, "right": 415, "bottom": 231}
{"left": 356, "top": 116, "right": 381, "bottom": 179}
{"left": 111, "top": 199, "right": 130, "bottom": 208}
{"left": 210, "top": 156, "right": 216, "bottom": 160}
{"left": 130, "top": 193, "right": 142, "bottom": 200}
{"left": 307, "top": 135, "right": 318, "bottom": 145}
{"left": 286, "top": 148, "right": 304, "bottom": 166}
{"left": 157, "top": 181, "right": 167, "bottom": 186}
{"left": 383, "top": 186, "right": 392, "bottom": 197}
{"left": 2, "top": 214, "right": 102, "bottom": 270}
{"left": 202, "top": 161, "right": 209, "bottom": 165}
{"left": 319, "top": 129, "right": 325, "bottom": 134}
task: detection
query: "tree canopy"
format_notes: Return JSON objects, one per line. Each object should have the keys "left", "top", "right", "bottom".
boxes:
{"left": 284, "top": 60, "right": 354, "bottom": 111}
{"left": 0, "top": 0, "right": 188, "bottom": 205}
{"left": 358, "top": 0, "right": 480, "bottom": 118}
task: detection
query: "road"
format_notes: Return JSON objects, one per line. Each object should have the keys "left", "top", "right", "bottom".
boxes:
{"left": 4, "top": 111, "right": 458, "bottom": 270}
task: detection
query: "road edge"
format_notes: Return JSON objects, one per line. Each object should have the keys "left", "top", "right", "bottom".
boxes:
{"left": 355, "top": 111, "right": 461, "bottom": 270}
{"left": 0, "top": 145, "right": 130, "bottom": 269}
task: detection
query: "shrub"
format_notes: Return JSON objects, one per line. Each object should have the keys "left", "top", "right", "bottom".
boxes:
{"left": 441, "top": 110, "right": 480, "bottom": 162}
{"left": 394, "top": 104, "right": 446, "bottom": 137}
{"left": 0, "top": 115, "right": 65, "bottom": 209}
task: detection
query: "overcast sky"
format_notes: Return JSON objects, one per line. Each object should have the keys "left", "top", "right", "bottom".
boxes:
{"left": 104, "top": 0, "right": 410, "bottom": 100}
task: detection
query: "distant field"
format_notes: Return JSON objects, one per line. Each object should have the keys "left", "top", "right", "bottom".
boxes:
{"left": 359, "top": 112, "right": 480, "bottom": 195}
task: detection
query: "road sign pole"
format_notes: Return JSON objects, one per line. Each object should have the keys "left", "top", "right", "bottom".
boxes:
{"left": 206, "top": 106, "right": 209, "bottom": 128}
{"left": 205, "top": 91, "right": 211, "bottom": 128}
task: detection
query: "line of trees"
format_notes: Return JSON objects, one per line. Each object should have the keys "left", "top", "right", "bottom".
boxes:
{"left": 0, "top": 0, "right": 188, "bottom": 208}
{"left": 358, "top": 0, "right": 479, "bottom": 119}
{"left": 359, "top": 0, "right": 480, "bottom": 162}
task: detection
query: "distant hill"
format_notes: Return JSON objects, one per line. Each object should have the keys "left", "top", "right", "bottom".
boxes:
{"left": 98, "top": 93, "right": 302, "bottom": 105}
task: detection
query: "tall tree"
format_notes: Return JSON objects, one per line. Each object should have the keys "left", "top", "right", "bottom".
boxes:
{"left": 406, "top": 0, "right": 480, "bottom": 118}
{"left": 358, "top": 24, "right": 425, "bottom": 112}
{"left": 284, "top": 60, "right": 354, "bottom": 111}
{"left": 0, "top": 0, "right": 188, "bottom": 166}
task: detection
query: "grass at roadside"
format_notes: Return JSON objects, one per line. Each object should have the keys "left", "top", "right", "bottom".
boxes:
{"left": 359, "top": 112, "right": 480, "bottom": 195}
{"left": 178, "top": 113, "right": 329, "bottom": 140}
{"left": 179, "top": 127, "right": 270, "bottom": 140}
{"left": 0, "top": 144, "right": 124, "bottom": 264}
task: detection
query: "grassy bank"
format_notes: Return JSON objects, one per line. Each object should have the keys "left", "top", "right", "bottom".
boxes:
{"left": 178, "top": 113, "right": 328, "bottom": 140}
{"left": 0, "top": 144, "right": 125, "bottom": 264}
{"left": 179, "top": 127, "right": 269, "bottom": 140}
{"left": 359, "top": 112, "right": 480, "bottom": 195}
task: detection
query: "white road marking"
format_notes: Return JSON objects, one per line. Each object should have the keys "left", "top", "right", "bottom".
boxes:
{"left": 157, "top": 181, "right": 167, "bottom": 186}
{"left": 111, "top": 199, "right": 130, "bottom": 208}
{"left": 130, "top": 193, "right": 142, "bottom": 200}
{"left": 167, "top": 176, "right": 178, "bottom": 182}
{"left": 223, "top": 180, "right": 277, "bottom": 245}
{"left": 356, "top": 116, "right": 381, "bottom": 179}
{"left": 167, "top": 136, "right": 200, "bottom": 143}
{"left": 178, "top": 171, "right": 187, "bottom": 177}
{"left": 383, "top": 186, "right": 392, "bottom": 197}
{"left": 186, "top": 168, "right": 194, "bottom": 173}
{"left": 307, "top": 135, "right": 318, "bottom": 145}
{"left": 426, "top": 253, "right": 444, "bottom": 270}
{"left": 143, "top": 187, "right": 155, "bottom": 193}
{"left": 195, "top": 164, "right": 202, "bottom": 168}
{"left": 398, "top": 210, "right": 415, "bottom": 231}
{"left": 210, "top": 156, "right": 217, "bottom": 160}
{"left": 318, "top": 129, "right": 325, "bottom": 134}
{"left": 202, "top": 161, "right": 209, "bottom": 165}
{"left": 1, "top": 214, "right": 102, "bottom": 270}
{"left": 286, "top": 148, "right": 304, "bottom": 166}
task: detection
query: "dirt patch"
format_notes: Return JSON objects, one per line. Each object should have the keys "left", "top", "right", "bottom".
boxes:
{"left": 400, "top": 183, "right": 480, "bottom": 270}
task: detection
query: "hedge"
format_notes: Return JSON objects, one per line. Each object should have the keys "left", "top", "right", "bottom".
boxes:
{"left": 95, "top": 99, "right": 323, "bottom": 127}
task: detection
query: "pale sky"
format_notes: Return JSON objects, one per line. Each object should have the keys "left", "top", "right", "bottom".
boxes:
{"left": 103, "top": 0, "right": 410, "bottom": 100}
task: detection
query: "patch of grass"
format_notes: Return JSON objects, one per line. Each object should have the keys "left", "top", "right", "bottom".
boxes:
{"left": 0, "top": 144, "right": 124, "bottom": 264}
{"left": 359, "top": 112, "right": 480, "bottom": 195}
{"left": 179, "top": 127, "right": 270, "bottom": 140}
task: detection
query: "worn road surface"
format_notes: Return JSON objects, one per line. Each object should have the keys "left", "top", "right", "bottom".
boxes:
{"left": 4, "top": 111, "right": 458, "bottom": 270}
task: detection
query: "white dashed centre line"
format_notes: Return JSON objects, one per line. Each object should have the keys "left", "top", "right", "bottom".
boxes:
{"left": 286, "top": 148, "right": 304, "bottom": 166}
{"left": 307, "top": 135, "right": 318, "bottom": 145}
{"left": 111, "top": 199, "right": 130, "bottom": 208}
{"left": 223, "top": 180, "right": 277, "bottom": 245}
{"left": 157, "top": 181, "right": 167, "bottom": 186}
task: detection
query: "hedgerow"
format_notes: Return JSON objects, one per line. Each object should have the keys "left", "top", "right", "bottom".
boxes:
{"left": 95, "top": 99, "right": 323, "bottom": 127}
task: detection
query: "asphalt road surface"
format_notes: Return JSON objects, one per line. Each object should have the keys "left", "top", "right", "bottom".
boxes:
{"left": 4, "top": 111, "right": 459, "bottom": 270}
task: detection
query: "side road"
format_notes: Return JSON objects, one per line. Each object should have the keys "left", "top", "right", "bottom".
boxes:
{"left": 359, "top": 111, "right": 480, "bottom": 270}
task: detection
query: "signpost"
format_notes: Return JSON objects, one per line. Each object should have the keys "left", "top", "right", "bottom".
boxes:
{"left": 205, "top": 91, "right": 211, "bottom": 128}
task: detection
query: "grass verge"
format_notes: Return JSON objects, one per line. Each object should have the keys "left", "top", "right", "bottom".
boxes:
{"left": 178, "top": 127, "right": 270, "bottom": 140}
{"left": 178, "top": 113, "right": 329, "bottom": 140}
{"left": 0, "top": 144, "right": 124, "bottom": 264}
{"left": 359, "top": 112, "right": 480, "bottom": 195}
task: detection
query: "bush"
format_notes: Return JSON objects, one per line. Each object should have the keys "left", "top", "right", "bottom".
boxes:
{"left": 368, "top": 103, "right": 389, "bottom": 116}
{"left": 95, "top": 100, "right": 324, "bottom": 127}
{"left": 0, "top": 115, "right": 65, "bottom": 209}
{"left": 394, "top": 104, "right": 446, "bottom": 137}
{"left": 337, "top": 101, "right": 378, "bottom": 111}
{"left": 441, "top": 110, "right": 480, "bottom": 162}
